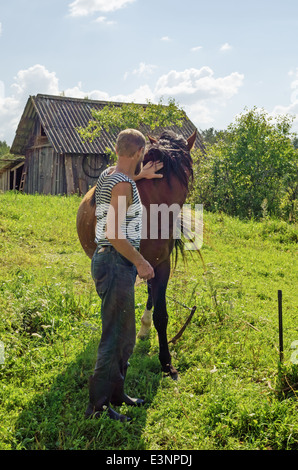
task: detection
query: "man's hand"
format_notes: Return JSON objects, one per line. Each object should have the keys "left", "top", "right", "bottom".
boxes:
{"left": 135, "top": 258, "right": 155, "bottom": 280}
{"left": 134, "top": 161, "right": 164, "bottom": 181}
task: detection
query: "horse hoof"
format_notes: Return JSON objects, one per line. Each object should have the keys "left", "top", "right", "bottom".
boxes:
{"left": 170, "top": 369, "right": 179, "bottom": 381}
{"left": 162, "top": 364, "right": 179, "bottom": 380}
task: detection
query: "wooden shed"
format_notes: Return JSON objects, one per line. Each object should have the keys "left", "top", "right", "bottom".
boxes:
{"left": 8, "top": 94, "right": 203, "bottom": 195}
{"left": 0, "top": 156, "right": 26, "bottom": 192}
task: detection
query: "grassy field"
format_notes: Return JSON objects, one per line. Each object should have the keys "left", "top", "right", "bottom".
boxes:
{"left": 0, "top": 191, "right": 297, "bottom": 451}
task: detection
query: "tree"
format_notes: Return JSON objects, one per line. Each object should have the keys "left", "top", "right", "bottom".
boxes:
{"left": 77, "top": 98, "right": 186, "bottom": 143}
{"left": 189, "top": 107, "right": 298, "bottom": 220}
{"left": 292, "top": 135, "right": 298, "bottom": 149}
{"left": 200, "top": 127, "right": 226, "bottom": 145}
{"left": 0, "top": 141, "right": 10, "bottom": 156}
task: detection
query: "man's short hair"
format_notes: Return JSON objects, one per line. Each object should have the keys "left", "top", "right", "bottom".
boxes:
{"left": 116, "top": 129, "right": 146, "bottom": 158}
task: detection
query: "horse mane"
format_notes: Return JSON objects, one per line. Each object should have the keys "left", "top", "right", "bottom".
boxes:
{"left": 144, "top": 130, "right": 193, "bottom": 189}
{"left": 90, "top": 130, "right": 193, "bottom": 203}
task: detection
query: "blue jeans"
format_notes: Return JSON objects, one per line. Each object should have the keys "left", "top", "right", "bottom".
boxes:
{"left": 91, "top": 246, "right": 137, "bottom": 385}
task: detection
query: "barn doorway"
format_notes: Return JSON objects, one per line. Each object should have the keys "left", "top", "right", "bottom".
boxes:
{"left": 9, "top": 162, "right": 24, "bottom": 191}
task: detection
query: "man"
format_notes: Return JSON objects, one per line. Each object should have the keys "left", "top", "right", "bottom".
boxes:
{"left": 85, "top": 129, "right": 163, "bottom": 422}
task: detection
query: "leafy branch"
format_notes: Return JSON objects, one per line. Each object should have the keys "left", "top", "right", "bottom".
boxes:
{"left": 77, "top": 98, "right": 186, "bottom": 143}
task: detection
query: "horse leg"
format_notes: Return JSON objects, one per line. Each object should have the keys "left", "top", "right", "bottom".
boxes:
{"left": 137, "top": 281, "right": 153, "bottom": 339}
{"left": 151, "top": 259, "right": 178, "bottom": 380}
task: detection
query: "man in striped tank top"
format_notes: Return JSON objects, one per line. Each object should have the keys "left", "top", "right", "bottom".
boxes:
{"left": 86, "top": 129, "right": 162, "bottom": 422}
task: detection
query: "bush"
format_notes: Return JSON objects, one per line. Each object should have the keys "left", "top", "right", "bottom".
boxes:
{"left": 190, "top": 108, "right": 298, "bottom": 220}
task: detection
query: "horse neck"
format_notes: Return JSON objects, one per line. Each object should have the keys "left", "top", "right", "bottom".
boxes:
{"left": 137, "top": 176, "right": 189, "bottom": 266}
{"left": 137, "top": 175, "right": 188, "bottom": 208}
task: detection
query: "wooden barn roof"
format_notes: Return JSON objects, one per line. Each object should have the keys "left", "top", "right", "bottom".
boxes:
{"left": 11, "top": 94, "right": 204, "bottom": 156}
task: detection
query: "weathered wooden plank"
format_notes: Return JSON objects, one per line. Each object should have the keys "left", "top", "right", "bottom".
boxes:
{"left": 64, "top": 154, "right": 75, "bottom": 194}
{"left": 78, "top": 178, "right": 88, "bottom": 195}
{"left": 56, "top": 153, "right": 63, "bottom": 194}
{"left": 0, "top": 171, "right": 10, "bottom": 191}
{"left": 42, "top": 147, "right": 54, "bottom": 194}
{"left": 25, "top": 152, "right": 33, "bottom": 194}
{"left": 38, "top": 148, "right": 43, "bottom": 193}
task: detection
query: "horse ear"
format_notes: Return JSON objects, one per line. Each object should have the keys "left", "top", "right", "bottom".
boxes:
{"left": 147, "top": 135, "right": 158, "bottom": 145}
{"left": 186, "top": 130, "right": 197, "bottom": 150}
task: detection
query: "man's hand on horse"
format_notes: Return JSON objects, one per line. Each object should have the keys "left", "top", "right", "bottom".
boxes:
{"left": 136, "top": 161, "right": 164, "bottom": 180}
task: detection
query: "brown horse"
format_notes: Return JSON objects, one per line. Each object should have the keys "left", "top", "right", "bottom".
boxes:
{"left": 76, "top": 130, "right": 197, "bottom": 379}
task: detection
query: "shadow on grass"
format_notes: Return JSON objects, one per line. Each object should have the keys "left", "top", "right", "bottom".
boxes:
{"left": 13, "top": 336, "right": 162, "bottom": 450}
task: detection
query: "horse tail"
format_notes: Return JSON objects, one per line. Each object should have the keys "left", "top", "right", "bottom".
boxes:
{"left": 91, "top": 187, "right": 96, "bottom": 206}
{"left": 172, "top": 210, "right": 206, "bottom": 271}
{"left": 173, "top": 238, "right": 205, "bottom": 271}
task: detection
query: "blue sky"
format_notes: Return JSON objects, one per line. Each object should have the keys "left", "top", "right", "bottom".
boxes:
{"left": 1, "top": 0, "right": 298, "bottom": 145}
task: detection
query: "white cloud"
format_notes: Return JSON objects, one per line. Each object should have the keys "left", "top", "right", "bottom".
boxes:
{"left": 153, "top": 66, "right": 243, "bottom": 128}
{"left": 220, "top": 42, "right": 232, "bottom": 52}
{"left": 154, "top": 67, "right": 243, "bottom": 104}
{"left": 191, "top": 46, "right": 203, "bottom": 52}
{"left": 0, "top": 65, "right": 60, "bottom": 144}
{"left": 133, "top": 62, "right": 157, "bottom": 76}
{"left": 124, "top": 62, "right": 157, "bottom": 80}
{"left": 161, "top": 36, "right": 171, "bottom": 42}
{"left": 11, "top": 65, "right": 59, "bottom": 98}
{"left": 62, "top": 82, "right": 110, "bottom": 101}
{"left": 0, "top": 81, "right": 4, "bottom": 99}
{"left": 68, "top": 0, "right": 135, "bottom": 16}
{"left": 111, "top": 85, "right": 155, "bottom": 104}
{"left": 272, "top": 68, "right": 298, "bottom": 131}
{"left": 185, "top": 102, "right": 215, "bottom": 128}
{"left": 94, "top": 16, "right": 116, "bottom": 25}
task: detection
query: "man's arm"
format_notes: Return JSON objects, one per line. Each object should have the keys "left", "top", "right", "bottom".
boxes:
{"left": 105, "top": 182, "right": 154, "bottom": 280}
{"left": 133, "top": 161, "right": 164, "bottom": 181}
{"left": 105, "top": 161, "right": 163, "bottom": 181}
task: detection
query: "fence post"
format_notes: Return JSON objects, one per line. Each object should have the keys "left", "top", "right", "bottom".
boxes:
{"left": 278, "top": 290, "right": 283, "bottom": 363}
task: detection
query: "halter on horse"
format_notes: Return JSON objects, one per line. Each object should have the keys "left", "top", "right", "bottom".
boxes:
{"left": 76, "top": 130, "right": 197, "bottom": 379}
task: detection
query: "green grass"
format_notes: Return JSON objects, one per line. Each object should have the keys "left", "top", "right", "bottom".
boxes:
{"left": 0, "top": 191, "right": 297, "bottom": 450}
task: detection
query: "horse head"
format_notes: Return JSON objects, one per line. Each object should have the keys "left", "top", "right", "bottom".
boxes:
{"left": 143, "top": 130, "right": 196, "bottom": 189}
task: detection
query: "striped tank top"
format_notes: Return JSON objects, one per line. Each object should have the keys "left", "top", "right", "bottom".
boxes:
{"left": 94, "top": 168, "right": 142, "bottom": 249}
